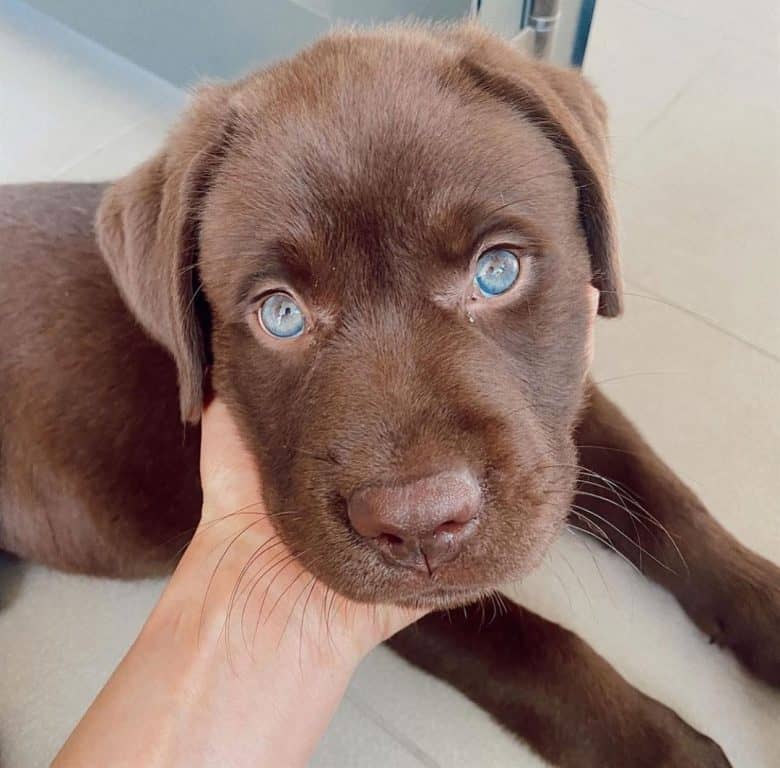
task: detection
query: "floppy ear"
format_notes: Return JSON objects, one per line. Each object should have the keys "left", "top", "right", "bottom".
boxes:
{"left": 96, "top": 84, "right": 237, "bottom": 423}
{"left": 444, "top": 25, "right": 622, "bottom": 317}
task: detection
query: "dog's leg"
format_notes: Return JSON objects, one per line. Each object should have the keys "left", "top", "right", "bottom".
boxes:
{"left": 388, "top": 602, "right": 730, "bottom": 767}
{"left": 572, "top": 381, "right": 780, "bottom": 686}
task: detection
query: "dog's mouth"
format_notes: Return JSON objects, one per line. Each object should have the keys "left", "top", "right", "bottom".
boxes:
{"left": 392, "top": 584, "right": 497, "bottom": 611}
{"left": 379, "top": 568, "right": 521, "bottom": 611}
{"left": 376, "top": 531, "right": 564, "bottom": 610}
{"left": 285, "top": 492, "right": 572, "bottom": 611}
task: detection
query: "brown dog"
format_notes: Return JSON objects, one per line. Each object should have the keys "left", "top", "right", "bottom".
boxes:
{"left": 0, "top": 22, "right": 777, "bottom": 767}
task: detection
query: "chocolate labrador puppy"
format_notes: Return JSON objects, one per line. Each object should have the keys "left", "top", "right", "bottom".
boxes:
{"left": 0, "top": 22, "right": 777, "bottom": 767}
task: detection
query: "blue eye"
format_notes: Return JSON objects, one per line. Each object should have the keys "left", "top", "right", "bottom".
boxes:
{"left": 474, "top": 248, "right": 520, "bottom": 297}
{"left": 259, "top": 292, "right": 305, "bottom": 338}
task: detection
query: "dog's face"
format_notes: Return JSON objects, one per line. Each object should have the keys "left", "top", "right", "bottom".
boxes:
{"left": 97, "top": 24, "right": 620, "bottom": 609}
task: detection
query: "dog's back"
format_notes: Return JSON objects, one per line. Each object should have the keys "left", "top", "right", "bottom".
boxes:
{"left": 0, "top": 184, "right": 201, "bottom": 575}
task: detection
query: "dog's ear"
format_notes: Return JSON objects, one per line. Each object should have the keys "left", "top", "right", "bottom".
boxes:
{"left": 96, "top": 84, "right": 237, "bottom": 423}
{"left": 444, "top": 24, "right": 622, "bottom": 317}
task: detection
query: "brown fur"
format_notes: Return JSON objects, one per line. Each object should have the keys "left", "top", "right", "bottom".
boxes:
{"left": 0, "top": 22, "right": 776, "bottom": 767}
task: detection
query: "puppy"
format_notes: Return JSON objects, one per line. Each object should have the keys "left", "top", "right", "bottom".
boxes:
{"left": 0, "top": 22, "right": 777, "bottom": 767}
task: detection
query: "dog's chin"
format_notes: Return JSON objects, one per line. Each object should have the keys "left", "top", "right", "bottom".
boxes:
{"left": 388, "top": 585, "right": 502, "bottom": 611}
{"left": 330, "top": 547, "right": 555, "bottom": 611}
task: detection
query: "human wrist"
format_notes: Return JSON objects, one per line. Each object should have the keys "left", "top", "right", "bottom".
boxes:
{"left": 148, "top": 516, "right": 368, "bottom": 675}
{"left": 138, "top": 577, "right": 358, "bottom": 768}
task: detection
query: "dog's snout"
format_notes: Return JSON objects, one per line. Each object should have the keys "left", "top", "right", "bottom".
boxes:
{"left": 348, "top": 468, "right": 481, "bottom": 572}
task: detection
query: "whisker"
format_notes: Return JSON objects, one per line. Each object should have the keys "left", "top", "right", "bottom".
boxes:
{"left": 556, "top": 547, "right": 593, "bottom": 610}
{"left": 487, "top": 592, "right": 499, "bottom": 625}
{"left": 544, "top": 552, "right": 573, "bottom": 612}
{"left": 575, "top": 443, "right": 643, "bottom": 459}
{"left": 276, "top": 574, "right": 317, "bottom": 660}
{"left": 565, "top": 527, "right": 614, "bottom": 602}
{"left": 254, "top": 561, "right": 313, "bottom": 654}
{"left": 575, "top": 477, "right": 649, "bottom": 525}
{"left": 567, "top": 518, "right": 643, "bottom": 578}
{"left": 198, "top": 519, "right": 267, "bottom": 650}
{"left": 241, "top": 549, "right": 299, "bottom": 652}
{"left": 571, "top": 503, "right": 675, "bottom": 574}
{"left": 575, "top": 490, "right": 682, "bottom": 575}
{"left": 494, "top": 591, "right": 509, "bottom": 617}
{"left": 225, "top": 536, "right": 286, "bottom": 666}
{"left": 297, "top": 577, "right": 319, "bottom": 672}
{"left": 319, "top": 584, "right": 333, "bottom": 650}
{"left": 171, "top": 503, "right": 302, "bottom": 551}
{"left": 245, "top": 547, "right": 312, "bottom": 650}
{"left": 290, "top": 446, "right": 340, "bottom": 465}
{"left": 184, "top": 279, "right": 206, "bottom": 316}
{"left": 593, "top": 371, "right": 683, "bottom": 387}
{"left": 156, "top": 503, "right": 271, "bottom": 565}
{"left": 539, "top": 461, "right": 688, "bottom": 573}
{"left": 326, "top": 585, "right": 341, "bottom": 648}
{"left": 575, "top": 477, "right": 652, "bottom": 572}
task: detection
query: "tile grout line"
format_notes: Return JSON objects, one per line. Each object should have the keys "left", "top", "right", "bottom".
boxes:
{"left": 50, "top": 116, "right": 160, "bottom": 180}
{"left": 605, "top": 21, "right": 780, "bottom": 367}
{"left": 346, "top": 689, "right": 442, "bottom": 768}
{"left": 624, "top": 278, "right": 780, "bottom": 365}
{"left": 626, "top": 0, "right": 780, "bottom": 57}
{"left": 611, "top": 31, "right": 731, "bottom": 164}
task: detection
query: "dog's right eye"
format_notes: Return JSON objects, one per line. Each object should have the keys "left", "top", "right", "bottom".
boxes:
{"left": 258, "top": 292, "right": 305, "bottom": 339}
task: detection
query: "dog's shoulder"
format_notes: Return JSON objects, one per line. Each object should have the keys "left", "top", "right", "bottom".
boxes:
{"left": 1, "top": 182, "right": 106, "bottom": 243}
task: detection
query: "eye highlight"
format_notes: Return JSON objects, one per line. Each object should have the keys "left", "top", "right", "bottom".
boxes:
{"left": 258, "top": 292, "right": 305, "bottom": 338}
{"left": 474, "top": 248, "right": 520, "bottom": 297}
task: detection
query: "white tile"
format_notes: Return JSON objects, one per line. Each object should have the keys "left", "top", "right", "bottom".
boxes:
{"left": 1, "top": 3, "right": 777, "bottom": 767}
{"left": 0, "top": 560, "right": 164, "bottom": 767}
{"left": 5, "top": 280, "right": 779, "bottom": 767}
{"left": 349, "top": 646, "right": 547, "bottom": 767}
{"left": 507, "top": 533, "right": 780, "bottom": 768}
{"left": 0, "top": 0, "right": 184, "bottom": 183}
{"left": 626, "top": 0, "right": 780, "bottom": 55}
{"left": 314, "top": 696, "right": 431, "bottom": 767}
{"left": 0, "top": 561, "right": 432, "bottom": 768}
{"left": 503, "top": 288, "right": 780, "bottom": 768}
{"left": 591, "top": 286, "right": 780, "bottom": 559}
{"left": 54, "top": 114, "right": 177, "bottom": 181}
{"left": 584, "top": 0, "right": 725, "bottom": 159}
{"left": 615, "top": 39, "right": 780, "bottom": 356}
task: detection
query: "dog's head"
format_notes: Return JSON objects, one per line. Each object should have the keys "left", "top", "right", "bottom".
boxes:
{"left": 97, "top": 23, "right": 620, "bottom": 609}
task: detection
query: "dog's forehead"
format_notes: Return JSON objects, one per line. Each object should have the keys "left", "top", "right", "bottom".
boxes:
{"left": 230, "top": 41, "right": 568, "bottom": 194}
{"left": 205, "top": 39, "right": 577, "bottom": 293}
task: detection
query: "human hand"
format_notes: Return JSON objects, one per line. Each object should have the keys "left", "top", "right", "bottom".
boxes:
{"left": 170, "top": 397, "right": 425, "bottom": 675}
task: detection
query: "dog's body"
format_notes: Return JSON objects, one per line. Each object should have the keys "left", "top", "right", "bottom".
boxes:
{"left": 1, "top": 23, "right": 778, "bottom": 767}
{"left": 0, "top": 182, "right": 201, "bottom": 576}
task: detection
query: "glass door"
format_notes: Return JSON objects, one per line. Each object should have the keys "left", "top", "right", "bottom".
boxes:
{"left": 475, "top": 0, "right": 596, "bottom": 66}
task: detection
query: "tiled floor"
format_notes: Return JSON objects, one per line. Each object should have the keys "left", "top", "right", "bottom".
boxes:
{"left": 0, "top": 0, "right": 778, "bottom": 766}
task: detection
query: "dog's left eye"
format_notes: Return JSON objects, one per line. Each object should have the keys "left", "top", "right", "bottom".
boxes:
{"left": 474, "top": 248, "right": 520, "bottom": 297}
{"left": 258, "top": 292, "right": 305, "bottom": 338}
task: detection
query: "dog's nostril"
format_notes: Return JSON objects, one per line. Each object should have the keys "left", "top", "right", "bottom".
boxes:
{"left": 348, "top": 467, "right": 481, "bottom": 571}
{"left": 435, "top": 519, "right": 468, "bottom": 535}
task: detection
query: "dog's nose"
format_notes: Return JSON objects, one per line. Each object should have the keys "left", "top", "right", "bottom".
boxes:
{"left": 348, "top": 468, "right": 481, "bottom": 572}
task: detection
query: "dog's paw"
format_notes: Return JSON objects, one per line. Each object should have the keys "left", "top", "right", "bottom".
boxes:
{"left": 682, "top": 549, "right": 780, "bottom": 687}
{"left": 634, "top": 698, "right": 732, "bottom": 768}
